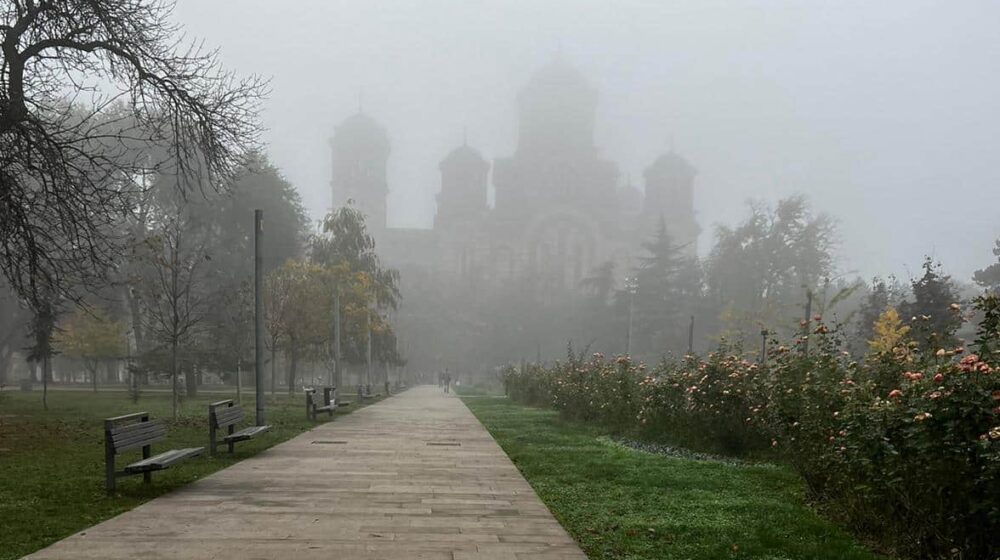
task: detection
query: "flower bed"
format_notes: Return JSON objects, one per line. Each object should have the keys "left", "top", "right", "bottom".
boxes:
{"left": 503, "top": 295, "right": 1000, "bottom": 559}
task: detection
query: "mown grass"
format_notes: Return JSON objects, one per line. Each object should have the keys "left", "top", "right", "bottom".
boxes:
{"left": 0, "top": 388, "right": 378, "bottom": 560}
{"left": 462, "top": 396, "right": 883, "bottom": 560}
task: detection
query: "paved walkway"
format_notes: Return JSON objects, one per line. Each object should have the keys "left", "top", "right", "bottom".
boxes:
{"left": 26, "top": 387, "right": 586, "bottom": 560}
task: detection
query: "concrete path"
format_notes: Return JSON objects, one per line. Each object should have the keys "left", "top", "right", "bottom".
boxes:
{"left": 26, "top": 387, "right": 586, "bottom": 560}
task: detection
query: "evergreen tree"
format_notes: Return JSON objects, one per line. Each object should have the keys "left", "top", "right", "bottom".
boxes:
{"left": 632, "top": 220, "right": 700, "bottom": 355}
{"left": 973, "top": 238, "right": 1000, "bottom": 293}
{"left": 898, "top": 258, "right": 962, "bottom": 350}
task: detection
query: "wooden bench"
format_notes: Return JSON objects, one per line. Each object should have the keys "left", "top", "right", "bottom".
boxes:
{"left": 104, "top": 412, "right": 203, "bottom": 493}
{"left": 305, "top": 387, "right": 338, "bottom": 420}
{"left": 209, "top": 400, "right": 270, "bottom": 455}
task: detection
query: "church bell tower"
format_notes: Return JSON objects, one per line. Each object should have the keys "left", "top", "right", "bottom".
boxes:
{"left": 329, "top": 111, "right": 390, "bottom": 231}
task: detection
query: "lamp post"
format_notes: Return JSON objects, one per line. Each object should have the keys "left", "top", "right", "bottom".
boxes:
{"left": 332, "top": 287, "right": 341, "bottom": 388}
{"left": 365, "top": 298, "right": 374, "bottom": 388}
{"left": 625, "top": 276, "right": 638, "bottom": 356}
{"left": 802, "top": 287, "right": 813, "bottom": 355}
{"left": 253, "top": 209, "right": 265, "bottom": 426}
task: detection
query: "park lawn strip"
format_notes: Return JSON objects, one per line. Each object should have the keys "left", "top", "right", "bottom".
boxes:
{"left": 0, "top": 389, "right": 380, "bottom": 560}
{"left": 462, "top": 396, "right": 882, "bottom": 560}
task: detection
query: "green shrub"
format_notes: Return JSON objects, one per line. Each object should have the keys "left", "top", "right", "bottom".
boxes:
{"left": 504, "top": 295, "right": 1000, "bottom": 559}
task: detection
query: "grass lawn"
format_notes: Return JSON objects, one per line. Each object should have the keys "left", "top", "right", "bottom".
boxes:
{"left": 0, "top": 387, "right": 378, "bottom": 560}
{"left": 462, "top": 396, "right": 882, "bottom": 560}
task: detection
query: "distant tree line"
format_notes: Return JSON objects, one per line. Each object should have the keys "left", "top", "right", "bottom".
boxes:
{"left": 399, "top": 193, "right": 1000, "bottom": 375}
{"left": 0, "top": 0, "right": 403, "bottom": 414}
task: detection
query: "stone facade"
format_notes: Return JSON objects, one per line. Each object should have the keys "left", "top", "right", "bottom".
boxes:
{"left": 329, "top": 59, "right": 699, "bottom": 297}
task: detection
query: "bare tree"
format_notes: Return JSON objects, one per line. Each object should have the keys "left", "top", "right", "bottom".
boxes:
{"left": 140, "top": 207, "right": 207, "bottom": 419}
{"left": 264, "top": 265, "right": 292, "bottom": 395}
{"left": 0, "top": 0, "right": 266, "bottom": 307}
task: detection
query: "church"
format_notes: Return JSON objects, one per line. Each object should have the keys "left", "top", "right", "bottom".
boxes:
{"left": 328, "top": 59, "right": 699, "bottom": 304}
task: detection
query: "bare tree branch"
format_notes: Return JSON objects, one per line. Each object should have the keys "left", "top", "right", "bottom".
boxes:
{"left": 0, "top": 0, "right": 267, "bottom": 308}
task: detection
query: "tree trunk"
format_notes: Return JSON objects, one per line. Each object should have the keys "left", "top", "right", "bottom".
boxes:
{"left": 171, "top": 339, "right": 179, "bottom": 420}
{"left": 0, "top": 345, "right": 11, "bottom": 386}
{"left": 185, "top": 362, "right": 197, "bottom": 398}
{"left": 89, "top": 361, "right": 98, "bottom": 392}
{"left": 125, "top": 287, "right": 148, "bottom": 386}
{"left": 287, "top": 342, "right": 298, "bottom": 396}
{"left": 270, "top": 345, "right": 276, "bottom": 396}
{"left": 42, "top": 355, "right": 49, "bottom": 411}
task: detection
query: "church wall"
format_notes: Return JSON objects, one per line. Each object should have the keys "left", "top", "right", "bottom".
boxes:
{"left": 328, "top": 61, "right": 700, "bottom": 373}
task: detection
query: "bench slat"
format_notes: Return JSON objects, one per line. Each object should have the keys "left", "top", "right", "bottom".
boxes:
{"left": 105, "top": 412, "right": 149, "bottom": 426}
{"left": 111, "top": 422, "right": 167, "bottom": 451}
{"left": 214, "top": 404, "right": 241, "bottom": 417}
{"left": 109, "top": 418, "right": 159, "bottom": 436}
{"left": 212, "top": 406, "right": 245, "bottom": 427}
{"left": 220, "top": 407, "right": 244, "bottom": 421}
{"left": 111, "top": 420, "right": 164, "bottom": 442}
{"left": 224, "top": 425, "right": 270, "bottom": 443}
{"left": 123, "top": 447, "right": 203, "bottom": 473}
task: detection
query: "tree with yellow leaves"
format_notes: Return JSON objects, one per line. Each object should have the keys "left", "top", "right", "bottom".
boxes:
{"left": 868, "top": 306, "right": 911, "bottom": 358}
{"left": 54, "top": 306, "right": 127, "bottom": 392}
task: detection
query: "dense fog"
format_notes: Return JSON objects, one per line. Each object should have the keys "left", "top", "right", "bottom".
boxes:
{"left": 177, "top": 0, "right": 1000, "bottom": 280}
{"left": 3, "top": 3, "right": 1000, "bottom": 558}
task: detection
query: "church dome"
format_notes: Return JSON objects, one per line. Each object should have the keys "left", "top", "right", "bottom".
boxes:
{"left": 519, "top": 58, "right": 596, "bottom": 104}
{"left": 331, "top": 112, "right": 389, "bottom": 153}
{"left": 515, "top": 58, "right": 598, "bottom": 156}
{"left": 440, "top": 144, "right": 487, "bottom": 170}
{"left": 646, "top": 152, "right": 696, "bottom": 178}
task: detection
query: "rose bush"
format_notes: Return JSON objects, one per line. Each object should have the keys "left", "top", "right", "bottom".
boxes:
{"left": 503, "top": 294, "right": 1000, "bottom": 559}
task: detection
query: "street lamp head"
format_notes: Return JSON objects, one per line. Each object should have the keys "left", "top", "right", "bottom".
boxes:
{"left": 625, "top": 276, "right": 638, "bottom": 294}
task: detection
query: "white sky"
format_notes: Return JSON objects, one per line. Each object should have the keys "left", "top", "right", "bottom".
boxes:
{"left": 174, "top": 0, "right": 1000, "bottom": 282}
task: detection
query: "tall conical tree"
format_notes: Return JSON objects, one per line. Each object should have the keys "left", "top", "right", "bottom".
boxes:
{"left": 898, "top": 258, "right": 962, "bottom": 351}
{"left": 632, "top": 219, "right": 699, "bottom": 355}
{"left": 973, "top": 238, "right": 1000, "bottom": 293}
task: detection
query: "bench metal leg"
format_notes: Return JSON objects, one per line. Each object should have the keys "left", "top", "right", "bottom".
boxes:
{"left": 227, "top": 425, "right": 235, "bottom": 454}
{"left": 209, "top": 408, "right": 217, "bottom": 456}
{"left": 142, "top": 444, "right": 152, "bottom": 484}
{"left": 105, "top": 434, "right": 116, "bottom": 494}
